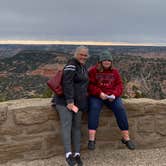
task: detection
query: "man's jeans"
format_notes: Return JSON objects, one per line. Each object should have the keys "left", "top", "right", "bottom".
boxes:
{"left": 56, "top": 105, "right": 82, "bottom": 153}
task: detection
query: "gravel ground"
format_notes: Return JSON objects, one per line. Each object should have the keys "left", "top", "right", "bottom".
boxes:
{"left": 1, "top": 147, "right": 166, "bottom": 166}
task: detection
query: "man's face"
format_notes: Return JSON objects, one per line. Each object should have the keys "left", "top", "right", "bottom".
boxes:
{"left": 76, "top": 49, "right": 88, "bottom": 64}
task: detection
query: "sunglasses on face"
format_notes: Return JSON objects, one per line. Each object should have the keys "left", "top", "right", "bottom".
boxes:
{"left": 79, "top": 53, "right": 88, "bottom": 57}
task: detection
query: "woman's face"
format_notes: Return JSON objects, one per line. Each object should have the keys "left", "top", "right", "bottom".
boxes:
{"left": 76, "top": 49, "right": 89, "bottom": 64}
{"left": 101, "top": 60, "right": 112, "bottom": 69}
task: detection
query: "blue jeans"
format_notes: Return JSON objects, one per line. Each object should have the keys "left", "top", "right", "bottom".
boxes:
{"left": 88, "top": 96, "right": 129, "bottom": 131}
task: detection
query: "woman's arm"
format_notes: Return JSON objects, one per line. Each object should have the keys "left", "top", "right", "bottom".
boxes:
{"left": 112, "top": 69, "right": 123, "bottom": 97}
{"left": 88, "top": 67, "right": 102, "bottom": 97}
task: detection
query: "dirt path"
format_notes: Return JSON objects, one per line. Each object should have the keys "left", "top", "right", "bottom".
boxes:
{"left": 1, "top": 147, "right": 166, "bottom": 166}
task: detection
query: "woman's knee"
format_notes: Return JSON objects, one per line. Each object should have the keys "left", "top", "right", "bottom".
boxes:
{"left": 89, "top": 97, "right": 102, "bottom": 111}
{"left": 111, "top": 98, "right": 126, "bottom": 112}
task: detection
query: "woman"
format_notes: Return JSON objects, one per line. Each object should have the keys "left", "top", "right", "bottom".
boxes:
{"left": 53, "top": 46, "right": 89, "bottom": 166}
{"left": 88, "top": 50, "right": 135, "bottom": 150}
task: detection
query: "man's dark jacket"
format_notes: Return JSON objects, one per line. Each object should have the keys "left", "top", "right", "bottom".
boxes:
{"left": 52, "top": 58, "right": 89, "bottom": 111}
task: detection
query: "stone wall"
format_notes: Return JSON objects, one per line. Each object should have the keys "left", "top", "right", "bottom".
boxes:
{"left": 0, "top": 98, "right": 166, "bottom": 163}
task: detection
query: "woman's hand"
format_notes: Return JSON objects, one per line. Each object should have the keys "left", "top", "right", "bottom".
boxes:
{"left": 100, "top": 92, "right": 108, "bottom": 100}
{"left": 107, "top": 94, "right": 115, "bottom": 102}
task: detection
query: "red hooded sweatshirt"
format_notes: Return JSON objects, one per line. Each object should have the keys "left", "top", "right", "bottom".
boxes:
{"left": 88, "top": 65, "right": 123, "bottom": 97}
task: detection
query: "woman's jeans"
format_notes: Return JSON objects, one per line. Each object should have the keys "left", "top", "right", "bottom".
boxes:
{"left": 88, "top": 96, "right": 129, "bottom": 131}
{"left": 56, "top": 105, "right": 82, "bottom": 153}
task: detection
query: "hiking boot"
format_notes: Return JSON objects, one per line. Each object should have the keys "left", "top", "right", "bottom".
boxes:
{"left": 66, "top": 154, "right": 76, "bottom": 166}
{"left": 75, "top": 155, "right": 83, "bottom": 166}
{"left": 121, "top": 138, "right": 135, "bottom": 150}
{"left": 88, "top": 140, "right": 96, "bottom": 150}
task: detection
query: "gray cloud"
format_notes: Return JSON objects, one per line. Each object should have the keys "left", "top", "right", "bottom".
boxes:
{"left": 0, "top": 0, "right": 166, "bottom": 43}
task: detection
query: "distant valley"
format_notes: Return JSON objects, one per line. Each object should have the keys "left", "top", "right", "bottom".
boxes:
{"left": 0, "top": 44, "right": 165, "bottom": 101}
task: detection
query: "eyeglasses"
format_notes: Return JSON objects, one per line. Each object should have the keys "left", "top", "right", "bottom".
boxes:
{"left": 79, "top": 53, "right": 88, "bottom": 57}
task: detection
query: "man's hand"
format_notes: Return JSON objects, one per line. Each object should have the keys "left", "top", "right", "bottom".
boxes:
{"left": 67, "top": 103, "right": 78, "bottom": 113}
{"left": 67, "top": 103, "right": 74, "bottom": 110}
{"left": 100, "top": 92, "right": 108, "bottom": 100}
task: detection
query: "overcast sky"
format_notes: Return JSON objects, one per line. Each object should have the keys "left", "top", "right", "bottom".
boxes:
{"left": 0, "top": 0, "right": 166, "bottom": 43}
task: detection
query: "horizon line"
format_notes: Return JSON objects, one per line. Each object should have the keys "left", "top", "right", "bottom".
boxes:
{"left": 0, "top": 40, "right": 166, "bottom": 46}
